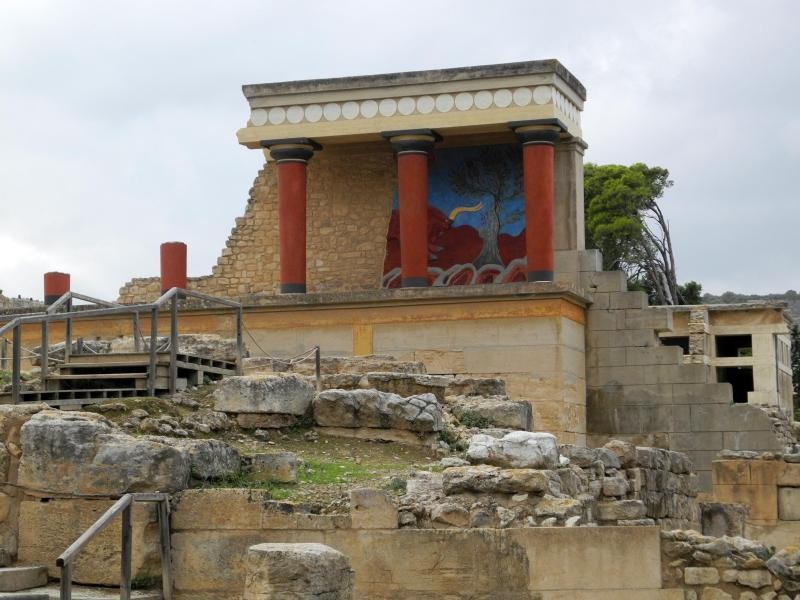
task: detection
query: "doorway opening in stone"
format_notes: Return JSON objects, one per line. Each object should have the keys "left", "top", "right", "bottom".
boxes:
{"left": 717, "top": 366, "right": 754, "bottom": 403}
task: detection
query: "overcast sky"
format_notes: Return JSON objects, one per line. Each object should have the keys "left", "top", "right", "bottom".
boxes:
{"left": 1, "top": 0, "right": 798, "bottom": 301}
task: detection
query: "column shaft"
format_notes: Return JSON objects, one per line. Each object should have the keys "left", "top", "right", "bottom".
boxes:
{"left": 523, "top": 143, "right": 555, "bottom": 281}
{"left": 397, "top": 152, "right": 430, "bottom": 287}
{"left": 277, "top": 161, "right": 308, "bottom": 293}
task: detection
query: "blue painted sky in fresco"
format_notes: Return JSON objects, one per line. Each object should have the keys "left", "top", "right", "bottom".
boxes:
{"left": 392, "top": 143, "right": 526, "bottom": 236}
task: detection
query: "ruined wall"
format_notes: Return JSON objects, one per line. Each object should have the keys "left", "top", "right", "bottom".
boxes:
{"left": 118, "top": 140, "right": 586, "bottom": 303}
{"left": 583, "top": 271, "right": 794, "bottom": 491}
{"left": 119, "top": 147, "right": 396, "bottom": 302}
{"left": 169, "top": 490, "right": 668, "bottom": 600}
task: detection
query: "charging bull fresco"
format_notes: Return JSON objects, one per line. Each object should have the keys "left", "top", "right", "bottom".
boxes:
{"left": 382, "top": 143, "right": 528, "bottom": 287}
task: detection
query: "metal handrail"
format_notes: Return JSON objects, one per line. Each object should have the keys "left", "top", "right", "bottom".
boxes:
{"left": 56, "top": 492, "right": 173, "bottom": 600}
{"left": 0, "top": 287, "right": 245, "bottom": 402}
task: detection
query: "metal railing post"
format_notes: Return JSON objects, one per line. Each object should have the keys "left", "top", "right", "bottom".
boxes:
{"left": 169, "top": 295, "right": 178, "bottom": 395}
{"left": 1, "top": 337, "right": 7, "bottom": 367}
{"left": 235, "top": 306, "right": 244, "bottom": 376}
{"left": 64, "top": 296, "right": 73, "bottom": 363}
{"left": 158, "top": 498, "right": 174, "bottom": 600}
{"left": 11, "top": 325, "right": 21, "bottom": 404}
{"left": 121, "top": 504, "right": 132, "bottom": 600}
{"left": 40, "top": 321, "right": 49, "bottom": 380}
{"left": 59, "top": 563, "right": 72, "bottom": 600}
{"left": 133, "top": 313, "right": 141, "bottom": 352}
{"left": 148, "top": 307, "right": 158, "bottom": 396}
{"left": 315, "top": 345, "right": 321, "bottom": 392}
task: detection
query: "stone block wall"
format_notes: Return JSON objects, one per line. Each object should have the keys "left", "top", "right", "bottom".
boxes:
{"left": 711, "top": 454, "right": 800, "bottom": 550}
{"left": 583, "top": 271, "right": 791, "bottom": 491}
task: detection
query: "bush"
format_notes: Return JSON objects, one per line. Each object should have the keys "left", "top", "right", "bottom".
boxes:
{"left": 456, "top": 410, "right": 490, "bottom": 429}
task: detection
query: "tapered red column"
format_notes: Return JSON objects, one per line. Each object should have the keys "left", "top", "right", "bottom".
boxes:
{"left": 260, "top": 138, "right": 320, "bottom": 294}
{"left": 160, "top": 241, "right": 187, "bottom": 292}
{"left": 384, "top": 130, "right": 440, "bottom": 287}
{"left": 512, "top": 120, "right": 563, "bottom": 282}
{"left": 43, "top": 271, "right": 70, "bottom": 305}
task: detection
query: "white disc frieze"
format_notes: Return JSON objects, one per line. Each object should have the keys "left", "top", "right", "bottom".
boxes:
{"left": 493, "top": 89, "right": 512, "bottom": 108}
{"left": 268, "top": 106, "right": 286, "bottom": 125}
{"left": 323, "top": 103, "right": 341, "bottom": 121}
{"left": 532, "top": 85, "right": 552, "bottom": 105}
{"left": 341, "top": 101, "right": 359, "bottom": 120}
{"left": 360, "top": 99, "right": 378, "bottom": 118}
{"left": 305, "top": 104, "right": 323, "bottom": 123}
{"left": 250, "top": 108, "right": 268, "bottom": 126}
{"left": 474, "top": 90, "right": 493, "bottom": 109}
{"left": 513, "top": 87, "right": 532, "bottom": 106}
{"left": 417, "top": 95, "right": 435, "bottom": 114}
{"left": 286, "top": 106, "right": 304, "bottom": 124}
{"left": 454, "top": 92, "right": 473, "bottom": 111}
{"left": 378, "top": 98, "right": 397, "bottom": 117}
{"left": 398, "top": 97, "right": 416, "bottom": 115}
{"left": 435, "top": 94, "right": 455, "bottom": 112}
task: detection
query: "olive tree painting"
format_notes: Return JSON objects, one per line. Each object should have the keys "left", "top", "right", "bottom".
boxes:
{"left": 383, "top": 143, "right": 527, "bottom": 287}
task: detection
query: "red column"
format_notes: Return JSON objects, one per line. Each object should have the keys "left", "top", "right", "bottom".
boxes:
{"left": 513, "top": 122, "right": 562, "bottom": 282}
{"left": 385, "top": 131, "right": 439, "bottom": 287}
{"left": 160, "top": 242, "right": 187, "bottom": 292}
{"left": 277, "top": 161, "right": 308, "bottom": 293}
{"left": 523, "top": 144, "right": 555, "bottom": 281}
{"left": 261, "top": 139, "right": 319, "bottom": 294}
{"left": 43, "top": 272, "right": 70, "bottom": 305}
{"left": 397, "top": 152, "right": 430, "bottom": 287}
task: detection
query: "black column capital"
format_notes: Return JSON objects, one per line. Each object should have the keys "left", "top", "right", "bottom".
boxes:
{"left": 260, "top": 137, "right": 322, "bottom": 163}
{"left": 382, "top": 129, "right": 442, "bottom": 154}
{"left": 509, "top": 119, "right": 566, "bottom": 146}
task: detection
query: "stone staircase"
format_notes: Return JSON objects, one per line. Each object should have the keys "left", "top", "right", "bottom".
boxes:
{"left": 0, "top": 566, "right": 161, "bottom": 599}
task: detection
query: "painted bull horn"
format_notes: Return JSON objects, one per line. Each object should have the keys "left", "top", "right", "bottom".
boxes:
{"left": 448, "top": 201, "right": 483, "bottom": 220}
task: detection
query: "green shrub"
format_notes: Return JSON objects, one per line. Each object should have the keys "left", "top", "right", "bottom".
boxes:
{"left": 456, "top": 410, "right": 490, "bottom": 429}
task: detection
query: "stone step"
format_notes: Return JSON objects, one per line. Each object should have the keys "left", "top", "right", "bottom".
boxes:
{"left": 446, "top": 377, "right": 506, "bottom": 397}
{"left": 0, "top": 585, "right": 160, "bottom": 599}
{"left": 0, "top": 567, "right": 47, "bottom": 593}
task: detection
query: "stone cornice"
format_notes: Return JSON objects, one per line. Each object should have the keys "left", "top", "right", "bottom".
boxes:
{"left": 237, "top": 60, "right": 585, "bottom": 150}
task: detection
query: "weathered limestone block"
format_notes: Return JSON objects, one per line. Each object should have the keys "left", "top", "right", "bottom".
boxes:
{"left": 144, "top": 436, "right": 240, "bottom": 480}
{"left": 684, "top": 567, "right": 719, "bottom": 585}
{"left": 244, "top": 543, "right": 353, "bottom": 600}
{"left": 778, "top": 487, "right": 800, "bottom": 520}
{"left": 604, "top": 439, "right": 637, "bottom": 468}
{"left": 182, "top": 409, "right": 233, "bottom": 432}
{"left": 313, "top": 389, "right": 442, "bottom": 432}
{"left": 559, "top": 444, "right": 620, "bottom": 469}
{"left": 349, "top": 489, "right": 397, "bottom": 529}
{"left": 700, "top": 502, "right": 748, "bottom": 537}
{"left": 533, "top": 495, "right": 583, "bottom": 519}
{"left": 451, "top": 397, "right": 533, "bottom": 430}
{"left": 446, "top": 377, "right": 506, "bottom": 397}
{"left": 442, "top": 465, "right": 561, "bottom": 496}
{"left": 213, "top": 374, "right": 314, "bottom": 415}
{"left": 17, "top": 498, "right": 160, "bottom": 586}
{"left": 17, "top": 411, "right": 189, "bottom": 495}
{"left": 699, "top": 588, "right": 732, "bottom": 600}
{"left": 467, "top": 432, "right": 559, "bottom": 469}
{"left": 249, "top": 452, "right": 300, "bottom": 483}
{"left": 364, "top": 372, "right": 449, "bottom": 401}
{"left": 596, "top": 499, "right": 646, "bottom": 521}
{"left": 766, "top": 546, "right": 800, "bottom": 592}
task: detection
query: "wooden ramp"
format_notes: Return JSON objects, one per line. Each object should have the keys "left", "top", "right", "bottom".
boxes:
{"left": 3, "top": 351, "right": 236, "bottom": 407}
